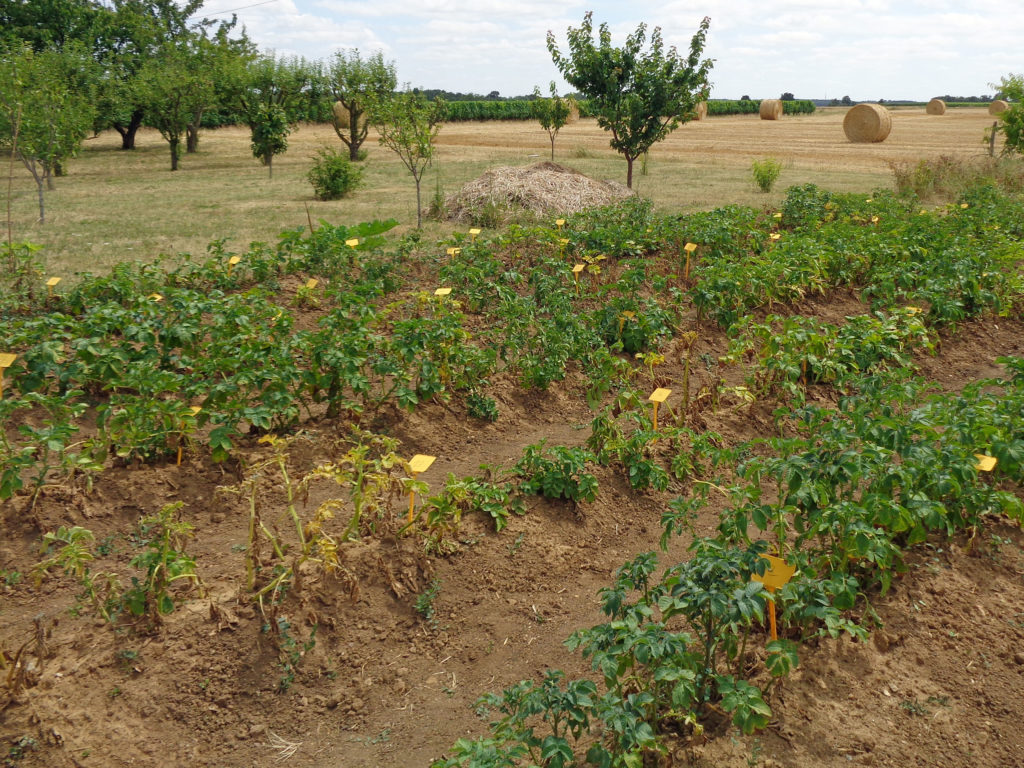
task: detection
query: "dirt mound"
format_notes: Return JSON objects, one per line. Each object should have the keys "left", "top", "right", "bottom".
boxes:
{"left": 442, "top": 161, "right": 633, "bottom": 223}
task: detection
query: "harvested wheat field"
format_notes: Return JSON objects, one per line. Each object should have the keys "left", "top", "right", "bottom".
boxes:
{"left": 3, "top": 105, "right": 1024, "bottom": 768}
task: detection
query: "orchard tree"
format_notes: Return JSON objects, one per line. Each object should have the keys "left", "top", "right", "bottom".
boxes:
{"left": 531, "top": 81, "right": 576, "bottom": 161}
{"left": 370, "top": 90, "right": 446, "bottom": 228}
{"left": 326, "top": 48, "right": 396, "bottom": 161}
{"left": 138, "top": 41, "right": 214, "bottom": 169}
{"left": 249, "top": 103, "right": 290, "bottom": 177}
{"left": 0, "top": 43, "right": 95, "bottom": 223}
{"left": 780, "top": 91, "right": 795, "bottom": 100}
{"left": 547, "top": 12, "right": 712, "bottom": 188}
{"left": 991, "top": 73, "right": 1024, "bottom": 154}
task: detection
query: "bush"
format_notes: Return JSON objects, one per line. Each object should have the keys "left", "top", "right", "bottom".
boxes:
{"left": 307, "top": 148, "right": 363, "bottom": 200}
{"left": 751, "top": 158, "right": 782, "bottom": 193}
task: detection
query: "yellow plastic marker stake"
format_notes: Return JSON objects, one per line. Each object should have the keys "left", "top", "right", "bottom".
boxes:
{"left": 446, "top": 247, "right": 461, "bottom": 260}
{"left": 960, "top": 203, "right": 969, "bottom": 209}
{"left": 149, "top": 293, "right": 163, "bottom": 302}
{"left": 0, "top": 353, "right": 16, "bottom": 401}
{"left": 572, "top": 264, "right": 584, "bottom": 295}
{"left": 648, "top": 387, "right": 672, "bottom": 431}
{"left": 46, "top": 276, "right": 62, "bottom": 299}
{"left": 906, "top": 306, "right": 922, "bottom": 315}
{"left": 770, "top": 233, "right": 781, "bottom": 241}
{"left": 555, "top": 218, "right": 565, "bottom": 230}
{"left": 683, "top": 242, "right": 698, "bottom": 280}
{"left": 434, "top": 287, "right": 452, "bottom": 298}
{"left": 752, "top": 555, "right": 797, "bottom": 641}
{"left": 773, "top": 212, "right": 782, "bottom": 219}
{"left": 407, "top": 454, "right": 436, "bottom": 524}
{"left": 871, "top": 216, "right": 880, "bottom": 224}
{"left": 975, "top": 454, "right": 998, "bottom": 472}
{"left": 305, "top": 278, "right": 319, "bottom": 290}
{"left": 227, "top": 255, "right": 241, "bottom": 275}
{"left": 469, "top": 228, "right": 481, "bottom": 242}
{"left": 559, "top": 238, "right": 569, "bottom": 255}
{"left": 346, "top": 238, "right": 359, "bottom": 248}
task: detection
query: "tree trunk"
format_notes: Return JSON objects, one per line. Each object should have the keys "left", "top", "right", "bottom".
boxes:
{"left": 626, "top": 156, "right": 634, "bottom": 189}
{"left": 35, "top": 175, "right": 45, "bottom": 224}
{"left": 415, "top": 176, "right": 422, "bottom": 229}
{"left": 186, "top": 124, "right": 199, "bottom": 153}
{"left": 550, "top": 134, "right": 556, "bottom": 162}
{"left": 267, "top": 154, "right": 273, "bottom": 179}
{"left": 114, "top": 110, "right": 145, "bottom": 150}
{"left": 170, "top": 138, "right": 179, "bottom": 171}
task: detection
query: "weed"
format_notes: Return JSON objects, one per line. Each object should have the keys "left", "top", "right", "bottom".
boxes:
{"left": 416, "top": 579, "right": 442, "bottom": 629}
{"left": 272, "top": 616, "right": 317, "bottom": 692}
{"left": 751, "top": 158, "right": 782, "bottom": 193}
{"left": 465, "top": 392, "right": 499, "bottom": 422}
{"left": 508, "top": 533, "right": 525, "bottom": 557}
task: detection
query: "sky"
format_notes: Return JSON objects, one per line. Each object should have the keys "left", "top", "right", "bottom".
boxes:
{"left": 196, "top": 0, "right": 1022, "bottom": 101}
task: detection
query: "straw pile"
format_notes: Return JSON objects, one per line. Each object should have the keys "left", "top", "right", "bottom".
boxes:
{"left": 843, "top": 103, "right": 892, "bottom": 143}
{"left": 695, "top": 101, "right": 708, "bottom": 121}
{"left": 926, "top": 98, "right": 946, "bottom": 115}
{"left": 759, "top": 99, "right": 783, "bottom": 120}
{"left": 442, "top": 162, "right": 632, "bottom": 223}
{"left": 990, "top": 99, "right": 1009, "bottom": 115}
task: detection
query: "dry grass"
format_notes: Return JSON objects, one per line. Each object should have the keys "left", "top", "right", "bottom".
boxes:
{"left": 442, "top": 161, "right": 631, "bottom": 224}
{"left": 1, "top": 107, "right": 1002, "bottom": 277}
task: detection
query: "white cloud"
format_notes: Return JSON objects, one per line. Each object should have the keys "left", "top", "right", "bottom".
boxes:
{"left": 211, "top": 0, "right": 1024, "bottom": 99}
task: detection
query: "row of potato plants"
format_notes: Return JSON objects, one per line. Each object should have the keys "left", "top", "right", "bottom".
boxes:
{"left": 434, "top": 359, "right": 1024, "bottom": 767}
{"left": 2, "top": 183, "right": 1022, "bottom": 514}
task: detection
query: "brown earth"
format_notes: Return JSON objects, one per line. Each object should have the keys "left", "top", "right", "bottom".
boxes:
{"left": 2, "top": 280, "right": 1024, "bottom": 768}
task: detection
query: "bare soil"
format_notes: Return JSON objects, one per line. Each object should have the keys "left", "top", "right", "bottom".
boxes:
{"left": 2, "top": 285, "right": 1023, "bottom": 768}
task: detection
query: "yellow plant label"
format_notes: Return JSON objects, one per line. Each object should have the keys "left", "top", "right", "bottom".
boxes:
{"left": 0, "top": 353, "right": 16, "bottom": 369}
{"left": 305, "top": 278, "right": 319, "bottom": 290}
{"left": 871, "top": 216, "right": 880, "bottom": 224}
{"left": 469, "top": 228, "right": 481, "bottom": 238}
{"left": 906, "top": 306, "right": 921, "bottom": 315}
{"left": 772, "top": 212, "right": 782, "bottom": 219}
{"left": 621, "top": 311, "right": 635, "bottom": 320}
{"left": 409, "top": 454, "right": 436, "bottom": 475}
{"left": 684, "top": 242, "right": 698, "bottom": 253}
{"left": 753, "top": 555, "right": 796, "bottom": 593}
{"left": 556, "top": 219, "right": 565, "bottom": 228}
{"left": 346, "top": 238, "right": 359, "bottom": 247}
{"left": 559, "top": 238, "right": 570, "bottom": 246}
{"left": 228, "top": 256, "right": 241, "bottom": 266}
{"left": 434, "top": 287, "right": 452, "bottom": 297}
{"left": 446, "top": 247, "right": 461, "bottom": 257}
{"left": 189, "top": 406, "right": 202, "bottom": 416}
{"left": 974, "top": 454, "right": 997, "bottom": 472}
{"left": 770, "top": 233, "right": 781, "bottom": 241}
{"left": 46, "top": 277, "right": 62, "bottom": 288}
{"left": 149, "top": 293, "right": 163, "bottom": 302}
{"left": 920, "top": 209, "right": 928, "bottom": 215}
{"left": 960, "top": 203, "right": 969, "bottom": 209}
{"left": 649, "top": 387, "right": 672, "bottom": 404}
{"left": 866, "top": 198, "right": 873, "bottom": 203}
{"left": 572, "top": 264, "right": 584, "bottom": 275}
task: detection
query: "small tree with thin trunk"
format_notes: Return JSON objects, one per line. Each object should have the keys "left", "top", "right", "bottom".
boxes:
{"left": 370, "top": 90, "right": 445, "bottom": 228}
{"left": 0, "top": 43, "right": 95, "bottom": 223}
{"left": 547, "top": 13, "right": 712, "bottom": 189}
{"left": 326, "top": 49, "right": 396, "bottom": 161}
{"left": 249, "top": 103, "right": 290, "bottom": 178}
{"left": 991, "top": 73, "right": 1024, "bottom": 155}
{"left": 531, "top": 82, "right": 575, "bottom": 162}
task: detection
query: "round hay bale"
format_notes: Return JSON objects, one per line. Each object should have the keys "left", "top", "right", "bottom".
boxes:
{"left": 926, "top": 98, "right": 946, "bottom": 115}
{"left": 695, "top": 101, "right": 708, "bottom": 121}
{"left": 332, "top": 101, "right": 350, "bottom": 130}
{"left": 843, "top": 103, "right": 892, "bottom": 143}
{"left": 759, "top": 99, "right": 783, "bottom": 120}
{"left": 565, "top": 99, "right": 580, "bottom": 125}
{"left": 989, "top": 99, "right": 1009, "bottom": 115}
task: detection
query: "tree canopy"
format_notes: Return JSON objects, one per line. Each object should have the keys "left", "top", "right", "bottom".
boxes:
{"left": 547, "top": 12, "right": 713, "bottom": 188}
{"left": 326, "top": 49, "right": 396, "bottom": 161}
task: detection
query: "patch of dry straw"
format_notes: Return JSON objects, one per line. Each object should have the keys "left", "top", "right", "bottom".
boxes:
{"left": 442, "top": 162, "right": 633, "bottom": 223}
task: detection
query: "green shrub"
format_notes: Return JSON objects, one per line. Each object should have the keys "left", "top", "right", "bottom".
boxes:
{"left": 307, "top": 148, "right": 364, "bottom": 200}
{"left": 751, "top": 158, "right": 782, "bottom": 193}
